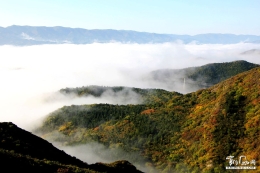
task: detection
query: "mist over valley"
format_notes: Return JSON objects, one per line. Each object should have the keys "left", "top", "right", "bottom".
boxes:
{"left": 1, "top": 41, "right": 260, "bottom": 172}
{"left": 1, "top": 0, "right": 260, "bottom": 171}
{"left": 1, "top": 42, "right": 259, "bottom": 128}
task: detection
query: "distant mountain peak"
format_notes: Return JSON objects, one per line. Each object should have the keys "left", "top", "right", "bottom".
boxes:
{"left": 1, "top": 25, "right": 260, "bottom": 45}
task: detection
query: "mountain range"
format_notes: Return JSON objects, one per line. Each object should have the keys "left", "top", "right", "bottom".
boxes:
{"left": 1, "top": 25, "right": 260, "bottom": 45}
{"left": 1, "top": 60, "right": 259, "bottom": 172}
{"left": 35, "top": 63, "right": 260, "bottom": 172}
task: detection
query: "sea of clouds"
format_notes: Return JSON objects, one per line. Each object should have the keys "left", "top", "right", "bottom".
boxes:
{"left": 0, "top": 42, "right": 259, "bottom": 130}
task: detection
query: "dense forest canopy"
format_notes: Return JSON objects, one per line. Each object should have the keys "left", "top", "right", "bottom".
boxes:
{"left": 37, "top": 66, "right": 260, "bottom": 172}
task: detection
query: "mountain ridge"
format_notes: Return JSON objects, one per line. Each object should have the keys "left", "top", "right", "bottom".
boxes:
{"left": 37, "top": 66, "right": 260, "bottom": 172}
{"left": 55, "top": 60, "right": 259, "bottom": 95}
{"left": 148, "top": 60, "right": 260, "bottom": 92}
{"left": 1, "top": 25, "right": 260, "bottom": 45}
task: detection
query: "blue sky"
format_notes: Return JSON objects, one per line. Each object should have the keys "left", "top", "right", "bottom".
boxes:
{"left": 0, "top": 0, "right": 259, "bottom": 35}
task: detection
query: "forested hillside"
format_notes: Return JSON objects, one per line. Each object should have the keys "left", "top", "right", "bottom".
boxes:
{"left": 60, "top": 86, "right": 181, "bottom": 105}
{"left": 0, "top": 122, "right": 143, "bottom": 173}
{"left": 37, "top": 67, "right": 260, "bottom": 172}
{"left": 58, "top": 61, "right": 259, "bottom": 98}
{"left": 149, "top": 60, "right": 259, "bottom": 89}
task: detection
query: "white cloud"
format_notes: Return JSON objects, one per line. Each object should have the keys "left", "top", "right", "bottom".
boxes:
{"left": 21, "top": 32, "right": 35, "bottom": 40}
{"left": 0, "top": 43, "right": 259, "bottom": 130}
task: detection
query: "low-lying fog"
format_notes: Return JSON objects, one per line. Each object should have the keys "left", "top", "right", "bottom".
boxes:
{"left": 1, "top": 42, "right": 259, "bottom": 171}
{"left": 0, "top": 42, "right": 259, "bottom": 129}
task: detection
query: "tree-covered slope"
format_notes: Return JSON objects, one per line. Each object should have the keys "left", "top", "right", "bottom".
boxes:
{"left": 59, "top": 86, "right": 181, "bottom": 105}
{"left": 149, "top": 60, "right": 259, "bottom": 89}
{"left": 0, "top": 122, "right": 143, "bottom": 173}
{"left": 37, "top": 67, "right": 260, "bottom": 172}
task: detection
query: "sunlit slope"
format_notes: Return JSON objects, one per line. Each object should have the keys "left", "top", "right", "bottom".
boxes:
{"left": 0, "top": 122, "right": 143, "bottom": 173}
{"left": 176, "top": 66, "right": 260, "bottom": 172}
{"left": 38, "top": 67, "right": 260, "bottom": 172}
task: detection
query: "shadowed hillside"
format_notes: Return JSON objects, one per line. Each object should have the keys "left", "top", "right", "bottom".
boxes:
{"left": 0, "top": 122, "right": 143, "bottom": 173}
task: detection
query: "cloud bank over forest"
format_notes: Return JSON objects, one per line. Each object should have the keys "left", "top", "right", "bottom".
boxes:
{"left": 0, "top": 43, "right": 259, "bottom": 130}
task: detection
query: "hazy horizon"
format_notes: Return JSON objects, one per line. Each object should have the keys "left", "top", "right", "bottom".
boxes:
{"left": 2, "top": 25, "right": 260, "bottom": 36}
{"left": 1, "top": 1, "right": 260, "bottom": 35}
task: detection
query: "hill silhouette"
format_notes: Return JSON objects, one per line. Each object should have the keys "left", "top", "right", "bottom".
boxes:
{"left": 0, "top": 122, "right": 143, "bottom": 173}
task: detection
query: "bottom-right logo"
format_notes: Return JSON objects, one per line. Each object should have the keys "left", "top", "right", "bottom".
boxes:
{"left": 226, "top": 155, "right": 256, "bottom": 169}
